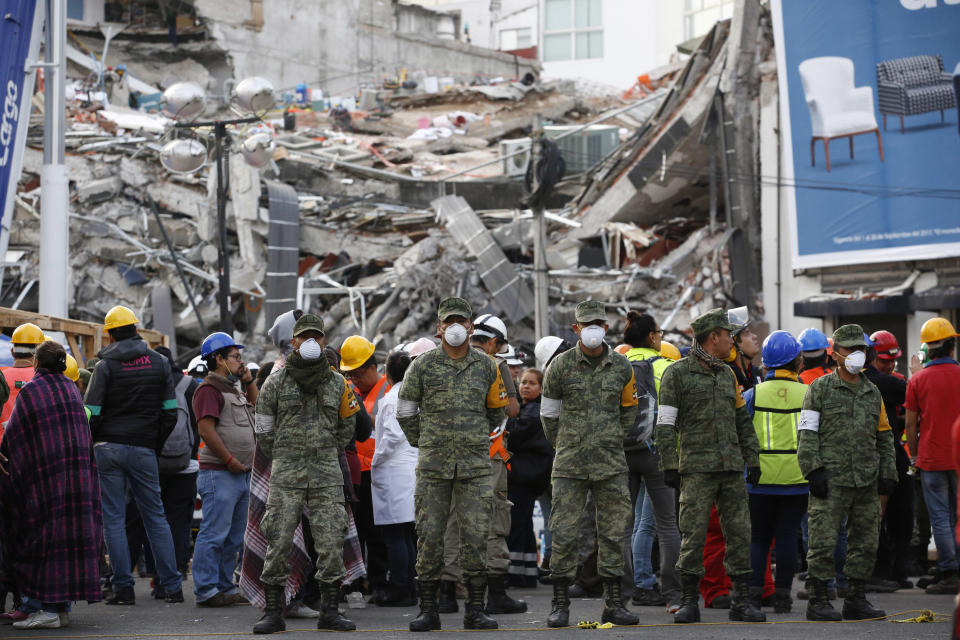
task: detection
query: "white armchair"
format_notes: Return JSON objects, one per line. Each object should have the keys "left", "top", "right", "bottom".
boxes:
{"left": 798, "top": 56, "right": 884, "bottom": 171}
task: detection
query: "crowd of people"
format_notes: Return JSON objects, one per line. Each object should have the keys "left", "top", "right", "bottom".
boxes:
{"left": 0, "top": 299, "right": 958, "bottom": 633}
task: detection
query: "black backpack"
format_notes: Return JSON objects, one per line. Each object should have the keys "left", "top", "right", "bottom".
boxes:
{"left": 157, "top": 375, "right": 196, "bottom": 473}
{"left": 623, "top": 356, "right": 661, "bottom": 452}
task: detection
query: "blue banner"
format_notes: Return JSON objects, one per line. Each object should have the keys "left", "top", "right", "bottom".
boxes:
{"left": 772, "top": 0, "right": 960, "bottom": 269}
{"left": 1, "top": 0, "right": 39, "bottom": 231}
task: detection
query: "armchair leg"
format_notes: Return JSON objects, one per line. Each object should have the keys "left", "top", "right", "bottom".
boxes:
{"left": 882, "top": 114, "right": 887, "bottom": 131}
{"left": 941, "top": 109, "right": 945, "bottom": 123}
{"left": 848, "top": 136, "right": 854, "bottom": 159}
{"left": 875, "top": 129, "right": 884, "bottom": 162}
{"left": 810, "top": 138, "right": 816, "bottom": 167}
{"left": 824, "top": 138, "right": 831, "bottom": 172}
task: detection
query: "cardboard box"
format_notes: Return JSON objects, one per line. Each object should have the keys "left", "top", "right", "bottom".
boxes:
{"left": 176, "top": 15, "right": 194, "bottom": 30}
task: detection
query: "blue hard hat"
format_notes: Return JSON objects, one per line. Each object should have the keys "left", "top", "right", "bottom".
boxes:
{"left": 761, "top": 330, "right": 801, "bottom": 368}
{"left": 863, "top": 332, "right": 875, "bottom": 347}
{"left": 797, "top": 327, "right": 829, "bottom": 352}
{"left": 200, "top": 332, "right": 244, "bottom": 358}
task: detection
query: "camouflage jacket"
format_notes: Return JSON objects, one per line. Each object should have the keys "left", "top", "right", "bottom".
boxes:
{"left": 540, "top": 344, "right": 638, "bottom": 480}
{"left": 254, "top": 367, "right": 359, "bottom": 488}
{"left": 798, "top": 370, "right": 897, "bottom": 487}
{"left": 397, "top": 346, "right": 508, "bottom": 480}
{"left": 655, "top": 356, "right": 760, "bottom": 473}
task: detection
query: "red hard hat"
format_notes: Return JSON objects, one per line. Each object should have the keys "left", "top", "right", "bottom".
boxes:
{"left": 870, "top": 330, "right": 901, "bottom": 360}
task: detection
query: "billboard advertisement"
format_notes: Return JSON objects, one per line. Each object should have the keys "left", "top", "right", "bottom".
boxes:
{"left": 771, "top": 0, "right": 960, "bottom": 269}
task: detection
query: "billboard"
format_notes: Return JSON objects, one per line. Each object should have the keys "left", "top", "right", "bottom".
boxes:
{"left": 771, "top": 0, "right": 960, "bottom": 269}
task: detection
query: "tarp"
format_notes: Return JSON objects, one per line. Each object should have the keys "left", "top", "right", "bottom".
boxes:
{"left": 772, "top": 0, "right": 960, "bottom": 269}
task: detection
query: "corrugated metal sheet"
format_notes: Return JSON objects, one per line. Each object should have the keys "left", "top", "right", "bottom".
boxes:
{"left": 264, "top": 180, "right": 300, "bottom": 327}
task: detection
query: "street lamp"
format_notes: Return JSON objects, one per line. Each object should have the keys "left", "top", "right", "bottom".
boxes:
{"left": 160, "top": 77, "right": 276, "bottom": 334}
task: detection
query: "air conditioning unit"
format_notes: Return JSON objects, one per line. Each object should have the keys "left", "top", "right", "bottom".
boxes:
{"left": 499, "top": 138, "right": 532, "bottom": 177}
{"left": 545, "top": 125, "right": 621, "bottom": 173}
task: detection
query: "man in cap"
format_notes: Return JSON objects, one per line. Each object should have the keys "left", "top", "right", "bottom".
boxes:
{"left": 397, "top": 297, "right": 509, "bottom": 631}
{"left": 253, "top": 313, "right": 361, "bottom": 633}
{"left": 798, "top": 324, "right": 897, "bottom": 621}
{"left": 540, "top": 300, "right": 640, "bottom": 628}
{"left": 655, "top": 308, "right": 764, "bottom": 624}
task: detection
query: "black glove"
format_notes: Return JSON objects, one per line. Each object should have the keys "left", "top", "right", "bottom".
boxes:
{"left": 746, "top": 466, "right": 762, "bottom": 487}
{"left": 878, "top": 477, "right": 898, "bottom": 496}
{"left": 663, "top": 469, "right": 681, "bottom": 490}
{"left": 807, "top": 468, "right": 829, "bottom": 499}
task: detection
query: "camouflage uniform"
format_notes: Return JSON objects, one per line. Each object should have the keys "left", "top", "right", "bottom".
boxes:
{"left": 397, "top": 300, "right": 508, "bottom": 583}
{"left": 254, "top": 317, "right": 360, "bottom": 587}
{"left": 655, "top": 310, "right": 760, "bottom": 579}
{"left": 798, "top": 326, "right": 897, "bottom": 582}
{"left": 540, "top": 303, "right": 639, "bottom": 581}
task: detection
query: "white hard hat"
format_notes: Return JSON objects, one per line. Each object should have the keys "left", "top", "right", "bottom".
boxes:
{"left": 246, "top": 362, "right": 260, "bottom": 372}
{"left": 473, "top": 314, "right": 508, "bottom": 342}
{"left": 187, "top": 354, "right": 208, "bottom": 374}
{"left": 500, "top": 344, "right": 524, "bottom": 366}
{"left": 535, "top": 336, "right": 564, "bottom": 370}
{"left": 403, "top": 337, "right": 437, "bottom": 358}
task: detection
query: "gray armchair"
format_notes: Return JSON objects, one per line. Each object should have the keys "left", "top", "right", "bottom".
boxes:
{"left": 876, "top": 55, "right": 956, "bottom": 132}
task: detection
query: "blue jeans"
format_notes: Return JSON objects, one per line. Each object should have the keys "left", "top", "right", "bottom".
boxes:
{"left": 95, "top": 443, "right": 182, "bottom": 593}
{"left": 920, "top": 469, "right": 959, "bottom": 572}
{"left": 193, "top": 470, "right": 250, "bottom": 601}
{"left": 631, "top": 485, "right": 656, "bottom": 589}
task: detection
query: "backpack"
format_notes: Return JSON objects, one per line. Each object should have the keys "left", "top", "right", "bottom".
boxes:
{"left": 158, "top": 375, "right": 196, "bottom": 473}
{"left": 623, "top": 356, "right": 661, "bottom": 452}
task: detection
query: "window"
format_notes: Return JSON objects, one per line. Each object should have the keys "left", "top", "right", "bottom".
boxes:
{"left": 500, "top": 27, "right": 532, "bottom": 51}
{"left": 67, "top": 0, "right": 84, "bottom": 20}
{"left": 543, "top": 0, "right": 603, "bottom": 62}
{"left": 683, "top": 0, "right": 734, "bottom": 40}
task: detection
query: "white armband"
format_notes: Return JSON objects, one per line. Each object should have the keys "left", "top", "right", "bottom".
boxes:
{"left": 798, "top": 410, "right": 820, "bottom": 432}
{"left": 540, "top": 397, "right": 562, "bottom": 419}
{"left": 397, "top": 399, "right": 420, "bottom": 418}
{"left": 657, "top": 405, "right": 678, "bottom": 426}
{"left": 254, "top": 413, "right": 275, "bottom": 434}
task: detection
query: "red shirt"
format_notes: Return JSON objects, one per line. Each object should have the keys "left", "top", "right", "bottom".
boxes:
{"left": 954, "top": 415, "right": 960, "bottom": 544}
{"left": 905, "top": 359, "right": 960, "bottom": 471}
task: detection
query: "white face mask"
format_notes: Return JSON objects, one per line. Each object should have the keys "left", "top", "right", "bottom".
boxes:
{"left": 843, "top": 350, "right": 866, "bottom": 374}
{"left": 444, "top": 323, "right": 468, "bottom": 347}
{"left": 580, "top": 325, "right": 606, "bottom": 349}
{"left": 298, "top": 338, "right": 322, "bottom": 361}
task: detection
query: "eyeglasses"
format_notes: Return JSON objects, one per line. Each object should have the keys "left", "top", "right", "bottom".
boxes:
{"left": 652, "top": 329, "right": 664, "bottom": 336}
{"left": 224, "top": 353, "right": 243, "bottom": 361}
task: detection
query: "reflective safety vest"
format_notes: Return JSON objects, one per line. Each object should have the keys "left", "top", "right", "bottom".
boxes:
{"left": 357, "top": 375, "right": 391, "bottom": 473}
{"left": 800, "top": 366, "right": 832, "bottom": 385}
{"left": 0, "top": 365, "right": 35, "bottom": 434}
{"left": 752, "top": 376, "right": 807, "bottom": 486}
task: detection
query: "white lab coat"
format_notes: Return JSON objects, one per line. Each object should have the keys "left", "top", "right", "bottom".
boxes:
{"left": 370, "top": 384, "right": 418, "bottom": 525}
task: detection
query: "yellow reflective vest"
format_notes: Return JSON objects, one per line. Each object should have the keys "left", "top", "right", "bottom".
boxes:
{"left": 752, "top": 373, "right": 807, "bottom": 486}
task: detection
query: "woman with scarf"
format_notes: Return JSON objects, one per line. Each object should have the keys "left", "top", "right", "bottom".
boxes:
{"left": 0, "top": 341, "right": 102, "bottom": 629}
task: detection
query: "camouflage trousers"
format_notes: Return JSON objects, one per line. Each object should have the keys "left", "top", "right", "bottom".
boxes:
{"left": 441, "top": 456, "right": 510, "bottom": 581}
{"left": 676, "top": 471, "right": 751, "bottom": 578}
{"left": 807, "top": 484, "right": 880, "bottom": 581}
{"left": 260, "top": 485, "right": 347, "bottom": 586}
{"left": 415, "top": 473, "right": 492, "bottom": 581}
{"left": 550, "top": 473, "right": 632, "bottom": 581}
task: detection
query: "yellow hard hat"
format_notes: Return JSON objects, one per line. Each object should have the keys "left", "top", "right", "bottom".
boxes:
{"left": 660, "top": 340, "right": 681, "bottom": 361}
{"left": 43, "top": 334, "right": 54, "bottom": 342}
{"left": 104, "top": 305, "right": 138, "bottom": 330}
{"left": 920, "top": 317, "right": 959, "bottom": 344}
{"left": 339, "top": 335, "right": 375, "bottom": 371}
{"left": 11, "top": 322, "right": 44, "bottom": 345}
{"left": 64, "top": 354, "right": 80, "bottom": 382}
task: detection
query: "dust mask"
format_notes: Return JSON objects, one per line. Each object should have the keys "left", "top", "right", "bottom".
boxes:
{"left": 580, "top": 325, "right": 606, "bottom": 349}
{"left": 298, "top": 338, "right": 322, "bottom": 361}
{"left": 444, "top": 323, "right": 468, "bottom": 347}
{"left": 843, "top": 350, "right": 866, "bottom": 374}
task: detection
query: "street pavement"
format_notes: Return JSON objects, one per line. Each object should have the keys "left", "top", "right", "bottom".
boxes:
{"left": 1, "top": 576, "right": 951, "bottom": 640}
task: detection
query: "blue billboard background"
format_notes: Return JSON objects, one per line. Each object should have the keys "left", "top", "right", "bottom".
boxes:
{"left": 773, "top": 0, "right": 960, "bottom": 268}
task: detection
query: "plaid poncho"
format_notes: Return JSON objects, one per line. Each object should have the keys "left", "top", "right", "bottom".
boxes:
{"left": 0, "top": 368, "right": 102, "bottom": 603}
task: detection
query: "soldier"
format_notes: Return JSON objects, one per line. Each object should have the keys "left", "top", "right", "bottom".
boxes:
{"left": 252, "top": 314, "right": 360, "bottom": 634}
{"left": 655, "top": 308, "right": 765, "bottom": 624}
{"left": 397, "top": 297, "right": 508, "bottom": 632}
{"left": 798, "top": 324, "right": 897, "bottom": 621}
{"left": 540, "top": 300, "right": 640, "bottom": 628}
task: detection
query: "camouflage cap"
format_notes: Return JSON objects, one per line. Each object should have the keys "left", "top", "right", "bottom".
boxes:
{"left": 438, "top": 297, "right": 473, "bottom": 322}
{"left": 833, "top": 324, "right": 868, "bottom": 349}
{"left": 691, "top": 308, "right": 740, "bottom": 335}
{"left": 575, "top": 300, "right": 607, "bottom": 323}
{"left": 292, "top": 313, "right": 325, "bottom": 336}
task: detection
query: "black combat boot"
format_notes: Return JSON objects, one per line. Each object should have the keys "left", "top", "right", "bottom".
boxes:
{"left": 600, "top": 579, "right": 639, "bottom": 625}
{"left": 748, "top": 586, "right": 764, "bottom": 610}
{"left": 485, "top": 574, "right": 527, "bottom": 614}
{"left": 547, "top": 578, "right": 571, "bottom": 628}
{"left": 673, "top": 574, "right": 701, "bottom": 623}
{"left": 841, "top": 578, "right": 886, "bottom": 620}
{"left": 463, "top": 576, "right": 498, "bottom": 630}
{"left": 772, "top": 587, "right": 792, "bottom": 613}
{"left": 437, "top": 580, "right": 458, "bottom": 613}
{"left": 317, "top": 582, "right": 356, "bottom": 631}
{"left": 729, "top": 576, "right": 766, "bottom": 622}
{"left": 409, "top": 580, "right": 441, "bottom": 632}
{"left": 253, "top": 585, "right": 285, "bottom": 634}
{"left": 806, "top": 578, "right": 842, "bottom": 621}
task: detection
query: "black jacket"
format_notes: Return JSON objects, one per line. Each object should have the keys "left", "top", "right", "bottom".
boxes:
{"left": 85, "top": 335, "right": 177, "bottom": 451}
{"left": 864, "top": 366, "right": 907, "bottom": 440}
{"left": 506, "top": 397, "right": 554, "bottom": 492}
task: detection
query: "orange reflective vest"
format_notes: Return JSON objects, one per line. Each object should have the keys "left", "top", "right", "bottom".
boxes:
{"left": 356, "top": 375, "right": 391, "bottom": 473}
{"left": 0, "top": 366, "right": 35, "bottom": 438}
{"left": 799, "top": 365, "right": 832, "bottom": 385}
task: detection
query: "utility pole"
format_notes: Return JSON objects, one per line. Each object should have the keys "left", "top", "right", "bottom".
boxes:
{"left": 39, "top": 0, "right": 68, "bottom": 317}
{"left": 531, "top": 112, "right": 549, "bottom": 341}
